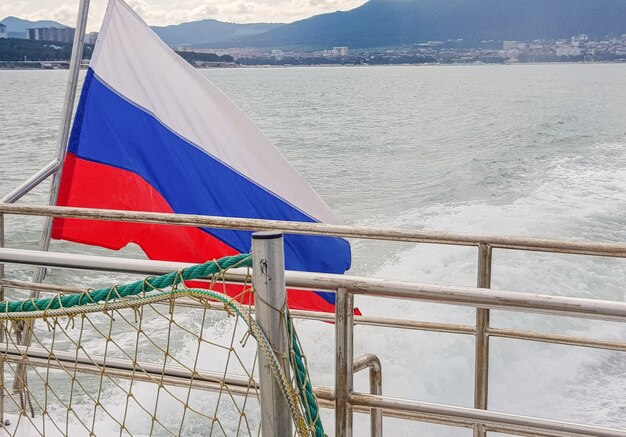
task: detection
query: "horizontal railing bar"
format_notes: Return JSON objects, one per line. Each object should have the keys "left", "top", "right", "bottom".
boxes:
{"left": 11, "top": 277, "right": 623, "bottom": 351}
{"left": 3, "top": 352, "right": 260, "bottom": 400}
{"left": 325, "top": 406, "right": 575, "bottom": 437}
{"left": 283, "top": 307, "right": 471, "bottom": 336}
{"left": 488, "top": 327, "right": 626, "bottom": 353}
{"left": 483, "top": 424, "right": 576, "bottom": 437}
{"left": 349, "top": 392, "right": 626, "bottom": 437}
{"left": 3, "top": 248, "right": 626, "bottom": 322}
{"left": 5, "top": 272, "right": 613, "bottom": 352}
{"left": 1, "top": 278, "right": 84, "bottom": 294}
{"left": 1, "top": 161, "right": 60, "bottom": 204}
{"left": 7, "top": 275, "right": 621, "bottom": 352}
{"left": 317, "top": 388, "right": 492, "bottom": 432}
{"left": 353, "top": 316, "right": 475, "bottom": 334}
{"left": 285, "top": 273, "right": 626, "bottom": 323}
{"left": 3, "top": 344, "right": 254, "bottom": 389}
{"left": 341, "top": 409, "right": 572, "bottom": 437}
{"left": 290, "top": 273, "right": 626, "bottom": 326}
{"left": 2, "top": 203, "right": 626, "bottom": 257}
{"left": 4, "top": 250, "right": 626, "bottom": 346}
{"left": 0, "top": 278, "right": 475, "bottom": 335}
{"left": 0, "top": 246, "right": 245, "bottom": 277}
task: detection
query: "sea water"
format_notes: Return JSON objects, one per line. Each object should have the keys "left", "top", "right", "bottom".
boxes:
{"left": 1, "top": 64, "right": 626, "bottom": 436}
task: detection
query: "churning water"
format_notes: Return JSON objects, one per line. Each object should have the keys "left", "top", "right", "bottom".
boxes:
{"left": 1, "top": 63, "right": 626, "bottom": 435}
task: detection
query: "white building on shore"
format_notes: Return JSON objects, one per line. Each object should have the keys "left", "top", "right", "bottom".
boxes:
{"left": 0, "top": 23, "right": 7, "bottom": 39}
{"left": 332, "top": 46, "right": 349, "bottom": 56}
{"left": 556, "top": 46, "right": 581, "bottom": 57}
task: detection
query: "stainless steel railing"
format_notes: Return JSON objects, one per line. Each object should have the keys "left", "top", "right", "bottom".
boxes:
{"left": 1, "top": 203, "right": 626, "bottom": 436}
{"left": 2, "top": 247, "right": 626, "bottom": 436}
{"left": 2, "top": 203, "right": 626, "bottom": 257}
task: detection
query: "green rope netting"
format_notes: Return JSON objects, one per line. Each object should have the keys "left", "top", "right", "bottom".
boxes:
{"left": 0, "top": 253, "right": 325, "bottom": 437}
{"left": 287, "top": 312, "right": 325, "bottom": 437}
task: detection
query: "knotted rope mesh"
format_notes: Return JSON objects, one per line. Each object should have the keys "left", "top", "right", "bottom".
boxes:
{"left": 0, "top": 255, "right": 324, "bottom": 436}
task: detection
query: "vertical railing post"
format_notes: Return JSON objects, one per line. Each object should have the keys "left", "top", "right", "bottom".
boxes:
{"left": 336, "top": 287, "right": 354, "bottom": 437}
{"left": 252, "top": 231, "right": 292, "bottom": 437}
{"left": 474, "top": 243, "right": 492, "bottom": 437}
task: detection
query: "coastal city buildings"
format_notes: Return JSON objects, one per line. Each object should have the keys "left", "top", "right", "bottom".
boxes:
{"left": 196, "top": 34, "right": 626, "bottom": 66}
{"left": 2, "top": 31, "right": 626, "bottom": 68}
{"left": 313, "top": 46, "right": 349, "bottom": 57}
{"left": 26, "top": 27, "right": 75, "bottom": 43}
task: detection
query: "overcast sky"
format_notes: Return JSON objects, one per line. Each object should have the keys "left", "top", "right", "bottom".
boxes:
{"left": 1, "top": 0, "right": 365, "bottom": 31}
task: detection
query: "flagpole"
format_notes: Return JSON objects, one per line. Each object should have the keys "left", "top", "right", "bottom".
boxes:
{"left": 33, "top": 0, "right": 91, "bottom": 286}
{"left": 12, "top": 0, "right": 92, "bottom": 392}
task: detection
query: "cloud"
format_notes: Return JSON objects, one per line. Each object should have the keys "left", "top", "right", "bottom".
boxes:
{"left": 2, "top": 0, "right": 366, "bottom": 29}
{"left": 50, "top": 3, "right": 78, "bottom": 25}
{"left": 0, "top": 2, "right": 30, "bottom": 20}
{"left": 308, "top": 0, "right": 342, "bottom": 7}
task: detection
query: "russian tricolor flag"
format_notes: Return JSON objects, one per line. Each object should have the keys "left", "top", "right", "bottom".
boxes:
{"left": 52, "top": 0, "right": 351, "bottom": 312}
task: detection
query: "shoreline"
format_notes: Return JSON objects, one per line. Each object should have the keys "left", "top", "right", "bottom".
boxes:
{"left": 2, "top": 59, "right": 626, "bottom": 71}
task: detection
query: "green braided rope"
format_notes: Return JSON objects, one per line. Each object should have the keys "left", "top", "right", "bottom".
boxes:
{"left": 287, "top": 311, "right": 325, "bottom": 437}
{"left": 0, "top": 253, "right": 252, "bottom": 313}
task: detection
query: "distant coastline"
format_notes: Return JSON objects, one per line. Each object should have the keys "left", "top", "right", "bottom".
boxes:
{"left": 3, "top": 59, "right": 626, "bottom": 71}
{"left": 2, "top": 32, "right": 626, "bottom": 70}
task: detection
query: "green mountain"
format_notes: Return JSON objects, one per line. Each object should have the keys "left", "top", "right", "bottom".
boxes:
{"left": 151, "top": 19, "right": 283, "bottom": 46}
{"left": 0, "top": 16, "right": 68, "bottom": 38}
{"left": 214, "top": 0, "right": 626, "bottom": 48}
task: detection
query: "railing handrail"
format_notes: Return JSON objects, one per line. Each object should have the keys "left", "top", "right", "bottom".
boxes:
{"left": 5, "top": 276, "right": 626, "bottom": 355}
{"left": 349, "top": 392, "right": 626, "bottom": 437}
{"left": 2, "top": 203, "right": 626, "bottom": 257}
{"left": 2, "top": 247, "right": 626, "bottom": 323}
